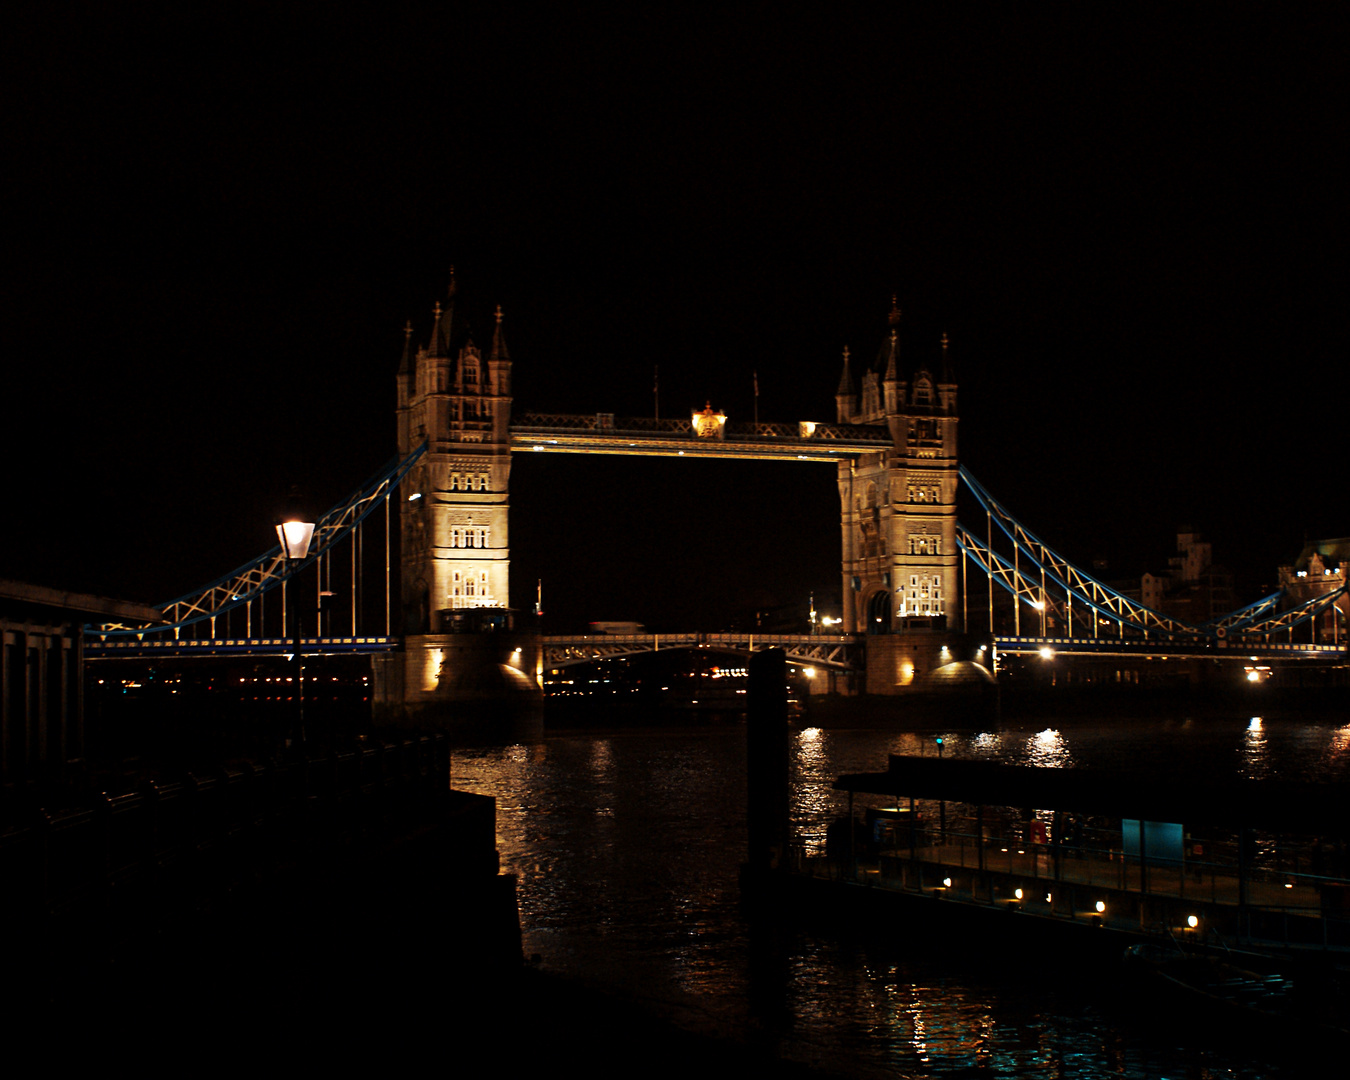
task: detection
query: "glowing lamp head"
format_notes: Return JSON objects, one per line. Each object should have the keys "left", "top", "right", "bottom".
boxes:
{"left": 1095, "top": 900, "right": 1106, "bottom": 913}
{"left": 1187, "top": 915, "right": 1199, "bottom": 929}
{"left": 276, "top": 519, "right": 316, "bottom": 561}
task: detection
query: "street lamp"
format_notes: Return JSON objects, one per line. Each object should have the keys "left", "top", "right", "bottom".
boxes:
{"left": 276, "top": 518, "right": 315, "bottom": 746}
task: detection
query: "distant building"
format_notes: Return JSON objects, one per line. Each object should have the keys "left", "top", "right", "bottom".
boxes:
{"left": 1278, "top": 538, "right": 1348, "bottom": 641}
{"left": 1139, "top": 528, "right": 1235, "bottom": 623}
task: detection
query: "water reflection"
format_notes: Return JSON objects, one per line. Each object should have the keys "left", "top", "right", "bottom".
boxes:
{"left": 446, "top": 719, "right": 1333, "bottom": 1078}
{"left": 790, "top": 727, "right": 834, "bottom": 855}
{"left": 970, "top": 730, "right": 1003, "bottom": 756}
{"left": 1332, "top": 724, "right": 1350, "bottom": 758}
{"left": 1242, "top": 715, "right": 1270, "bottom": 779}
{"left": 1025, "top": 726, "right": 1071, "bottom": 768}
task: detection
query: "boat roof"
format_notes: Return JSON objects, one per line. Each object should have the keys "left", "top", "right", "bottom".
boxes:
{"left": 834, "top": 755, "right": 1350, "bottom": 835}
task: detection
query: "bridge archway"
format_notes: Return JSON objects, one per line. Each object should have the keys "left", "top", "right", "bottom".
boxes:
{"left": 866, "top": 588, "right": 892, "bottom": 634}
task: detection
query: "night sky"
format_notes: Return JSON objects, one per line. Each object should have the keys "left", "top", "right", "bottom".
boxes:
{"left": 3, "top": 8, "right": 1342, "bottom": 631}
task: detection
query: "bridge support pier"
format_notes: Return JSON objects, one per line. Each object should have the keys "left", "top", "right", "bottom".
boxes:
{"left": 372, "top": 631, "right": 543, "bottom": 740}
{"left": 864, "top": 630, "right": 996, "bottom": 697}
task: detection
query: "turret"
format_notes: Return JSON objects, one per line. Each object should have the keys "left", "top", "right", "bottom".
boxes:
{"left": 835, "top": 346, "right": 856, "bottom": 423}
{"left": 937, "top": 332, "right": 956, "bottom": 415}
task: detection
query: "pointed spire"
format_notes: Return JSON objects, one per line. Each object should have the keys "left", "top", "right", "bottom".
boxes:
{"left": 883, "top": 326, "right": 899, "bottom": 383}
{"left": 489, "top": 304, "right": 510, "bottom": 362}
{"left": 836, "top": 345, "right": 854, "bottom": 397}
{"left": 398, "top": 319, "right": 414, "bottom": 375}
{"left": 434, "top": 269, "right": 458, "bottom": 357}
{"left": 887, "top": 294, "right": 902, "bottom": 326}
{"left": 429, "top": 301, "right": 444, "bottom": 356}
{"left": 940, "top": 331, "right": 953, "bottom": 384}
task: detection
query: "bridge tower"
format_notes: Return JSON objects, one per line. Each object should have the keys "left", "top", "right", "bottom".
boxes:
{"left": 396, "top": 271, "right": 513, "bottom": 630}
{"left": 377, "top": 271, "right": 541, "bottom": 734}
{"left": 836, "top": 301, "right": 961, "bottom": 639}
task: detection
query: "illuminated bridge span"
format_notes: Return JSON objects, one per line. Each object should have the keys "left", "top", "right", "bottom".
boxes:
{"left": 86, "top": 446, "right": 425, "bottom": 654}
{"left": 512, "top": 411, "right": 891, "bottom": 461}
{"left": 542, "top": 633, "right": 859, "bottom": 670}
{"left": 84, "top": 437, "right": 1346, "bottom": 667}
{"left": 956, "top": 467, "right": 1347, "bottom": 660}
{"left": 84, "top": 277, "right": 1347, "bottom": 695}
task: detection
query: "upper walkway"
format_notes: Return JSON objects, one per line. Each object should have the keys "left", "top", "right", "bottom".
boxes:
{"left": 510, "top": 412, "right": 893, "bottom": 462}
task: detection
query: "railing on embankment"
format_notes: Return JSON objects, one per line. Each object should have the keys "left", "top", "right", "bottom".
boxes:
{"left": 790, "top": 839, "right": 1350, "bottom": 955}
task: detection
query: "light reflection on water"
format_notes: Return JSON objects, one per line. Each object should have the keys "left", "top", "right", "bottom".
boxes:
{"left": 1025, "top": 727, "right": 1071, "bottom": 769}
{"left": 1242, "top": 716, "right": 1270, "bottom": 780}
{"left": 449, "top": 715, "right": 1347, "bottom": 1077}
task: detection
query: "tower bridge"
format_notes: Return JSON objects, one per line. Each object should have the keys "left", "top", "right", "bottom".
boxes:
{"left": 84, "top": 275, "right": 1348, "bottom": 726}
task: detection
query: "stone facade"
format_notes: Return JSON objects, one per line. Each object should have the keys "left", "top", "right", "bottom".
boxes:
{"left": 379, "top": 272, "right": 542, "bottom": 732}
{"left": 396, "top": 271, "right": 514, "bottom": 634}
{"left": 835, "top": 302, "right": 961, "bottom": 635}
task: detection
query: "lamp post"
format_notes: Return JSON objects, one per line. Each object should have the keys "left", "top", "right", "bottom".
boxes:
{"left": 276, "top": 518, "right": 315, "bottom": 747}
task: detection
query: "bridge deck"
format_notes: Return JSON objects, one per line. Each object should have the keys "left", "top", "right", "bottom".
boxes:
{"left": 995, "top": 635, "right": 1346, "bottom": 660}
{"left": 543, "top": 632, "right": 860, "bottom": 669}
{"left": 85, "top": 636, "right": 399, "bottom": 657}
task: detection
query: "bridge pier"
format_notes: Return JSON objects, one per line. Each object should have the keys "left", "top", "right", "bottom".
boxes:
{"left": 863, "top": 629, "right": 996, "bottom": 697}
{"left": 372, "top": 630, "right": 543, "bottom": 740}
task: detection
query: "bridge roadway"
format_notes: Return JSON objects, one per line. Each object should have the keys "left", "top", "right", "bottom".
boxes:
{"left": 85, "top": 635, "right": 399, "bottom": 658}
{"left": 542, "top": 632, "right": 858, "bottom": 670}
{"left": 85, "top": 632, "right": 859, "bottom": 669}
{"left": 85, "top": 632, "right": 1343, "bottom": 665}
{"left": 995, "top": 636, "right": 1347, "bottom": 661}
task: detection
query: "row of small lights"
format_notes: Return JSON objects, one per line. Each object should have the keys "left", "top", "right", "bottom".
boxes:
{"left": 936, "top": 877, "right": 1201, "bottom": 928}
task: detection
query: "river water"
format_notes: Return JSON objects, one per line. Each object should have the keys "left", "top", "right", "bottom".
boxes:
{"left": 448, "top": 712, "right": 1350, "bottom": 1077}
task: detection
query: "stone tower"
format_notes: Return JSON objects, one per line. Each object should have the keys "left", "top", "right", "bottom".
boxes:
{"left": 835, "top": 301, "right": 961, "bottom": 636}
{"left": 395, "top": 271, "right": 514, "bottom": 633}
{"left": 379, "top": 271, "right": 541, "bottom": 736}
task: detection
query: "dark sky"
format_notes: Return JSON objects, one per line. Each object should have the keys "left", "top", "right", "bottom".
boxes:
{"left": 2, "top": 7, "right": 1342, "bottom": 629}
